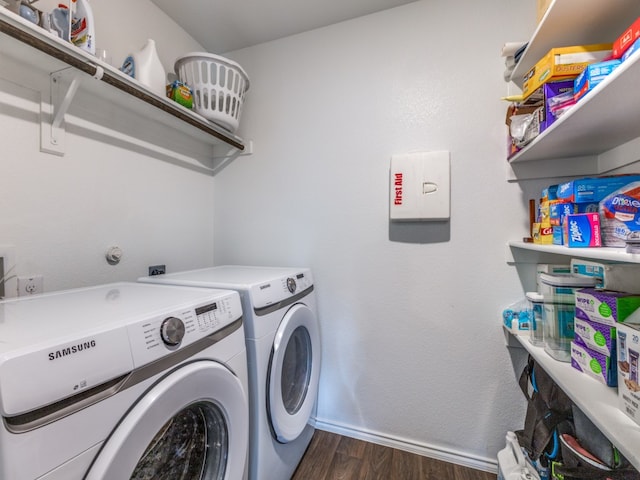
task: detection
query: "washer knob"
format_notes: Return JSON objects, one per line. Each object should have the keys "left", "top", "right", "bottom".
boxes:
{"left": 160, "top": 316, "right": 185, "bottom": 346}
{"left": 286, "top": 277, "right": 297, "bottom": 293}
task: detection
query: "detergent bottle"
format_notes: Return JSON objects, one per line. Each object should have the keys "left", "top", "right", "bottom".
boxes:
{"left": 121, "top": 39, "right": 166, "bottom": 97}
{"left": 70, "top": 0, "right": 95, "bottom": 55}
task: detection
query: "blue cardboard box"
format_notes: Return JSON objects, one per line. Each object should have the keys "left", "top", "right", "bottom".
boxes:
{"left": 556, "top": 175, "right": 640, "bottom": 203}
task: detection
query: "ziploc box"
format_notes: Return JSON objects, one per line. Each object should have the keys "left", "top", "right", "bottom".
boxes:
{"left": 616, "top": 322, "right": 640, "bottom": 426}
{"left": 574, "top": 59, "right": 621, "bottom": 102}
{"left": 549, "top": 201, "right": 598, "bottom": 226}
{"left": 562, "top": 212, "right": 601, "bottom": 248}
{"left": 575, "top": 288, "right": 640, "bottom": 326}
{"left": 574, "top": 316, "right": 617, "bottom": 357}
{"left": 522, "top": 44, "right": 612, "bottom": 100}
{"left": 571, "top": 336, "right": 617, "bottom": 386}
{"left": 570, "top": 259, "right": 640, "bottom": 293}
{"left": 556, "top": 175, "right": 640, "bottom": 203}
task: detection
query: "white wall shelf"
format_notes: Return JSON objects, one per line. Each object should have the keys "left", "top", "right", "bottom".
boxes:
{"left": 0, "top": 8, "right": 247, "bottom": 173}
{"left": 510, "top": 331, "right": 640, "bottom": 472}
{"left": 506, "top": 0, "right": 640, "bottom": 181}
{"left": 507, "top": 241, "right": 640, "bottom": 264}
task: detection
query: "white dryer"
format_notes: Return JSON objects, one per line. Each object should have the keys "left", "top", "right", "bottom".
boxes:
{"left": 139, "top": 266, "right": 321, "bottom": 480}
{"left": 0, "top": 282, "right": 249, "bottom": 480}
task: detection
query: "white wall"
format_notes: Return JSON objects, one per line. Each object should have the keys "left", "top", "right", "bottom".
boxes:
{"left": 215, "top": 0, "right": 546, "bottom": 469}
{"left": 0, "top": 0, "right": 215, "bottom": 291}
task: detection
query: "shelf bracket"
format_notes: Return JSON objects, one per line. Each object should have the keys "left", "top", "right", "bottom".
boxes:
{"left": 210, "top": 139, "right": 253, "bottom": 175}
{"left": 40, "top": 67, "right": 103, "bottom": 156}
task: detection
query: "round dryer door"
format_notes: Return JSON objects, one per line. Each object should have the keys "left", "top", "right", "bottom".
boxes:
{"left": 268, "top": 303, "right": 321, "bottom": 443}
{"left": 85, "top": 361, "right": 248, "bottom": 480}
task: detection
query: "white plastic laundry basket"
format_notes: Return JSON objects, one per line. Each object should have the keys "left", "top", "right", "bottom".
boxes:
{"left": 174, "top": 52, "right": 250, "bottom": 132}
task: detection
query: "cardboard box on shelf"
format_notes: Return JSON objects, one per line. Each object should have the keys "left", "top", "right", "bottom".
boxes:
{"left": 617, "top": 323, "right": 640, "bottom": 426}
{"left": 562, "top": 212, "right": 601, "bottom": 248}
{"left": 574, "top": 59, "right": 621, "bottom": 102}
{"left": 556, "top": 175, "right": 640, "bottom": 203}
{"left": 575, "top": 288, "right": 640, "bottom": 326}
{"left": 612, "top": 17, "right": 640, "bottom": 59}
{"left": 532, "top": 222, "right": 553, "bottom": 245}
{"left": 574, "top": 317, "right": 617, "bottom": 357}
{"left": 571, "top": 336, "right": 617, "bottom": 387}
{"left": 522, "top": 44, "right": 612, "bottom": 100}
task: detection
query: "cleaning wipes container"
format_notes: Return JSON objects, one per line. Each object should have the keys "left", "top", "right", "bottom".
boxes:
{"left": 539, "top": 273, "right": 599, "bottom": 362}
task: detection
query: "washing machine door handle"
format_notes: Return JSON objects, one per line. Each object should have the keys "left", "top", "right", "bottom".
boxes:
{"left": 268, "top": 303, "right": 321, "bottom": 444}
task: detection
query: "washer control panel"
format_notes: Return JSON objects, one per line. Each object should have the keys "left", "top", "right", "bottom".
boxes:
{"left": 128, "top": 290, "right": 242, "bottom": 367}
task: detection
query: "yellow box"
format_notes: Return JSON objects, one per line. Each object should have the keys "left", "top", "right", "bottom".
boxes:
{"left": 536, "top": 0, "right": 552, "bottom": 24}
{"left": 522, "top": 44, "right": 612, "bottom": 100}
{"left": 533, "top": 222, "right": 553, "bottom": 245}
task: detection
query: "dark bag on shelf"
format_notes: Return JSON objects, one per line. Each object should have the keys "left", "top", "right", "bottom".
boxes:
{"left": 551, "top": 406, "right": 640, "bottom": 480}
{"left": 515, "top": 355, "right": 574, "bottom": 467}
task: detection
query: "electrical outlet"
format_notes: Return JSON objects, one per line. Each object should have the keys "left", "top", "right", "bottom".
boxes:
{"left": 148, "top": 265, "right": 166, "bottom": 276}
{"left": 17, "top": 275, "right": 43, "bottom": 296}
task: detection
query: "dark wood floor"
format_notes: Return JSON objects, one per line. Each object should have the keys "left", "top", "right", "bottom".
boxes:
{"left": 292, "top": 430, "right": 497, "bottom": 480}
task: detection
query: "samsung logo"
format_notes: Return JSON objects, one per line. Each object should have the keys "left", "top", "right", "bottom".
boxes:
{"left": 48, "top": 340, "right": 96, "bottom": 361}
{"left": 259, "top": 284, "right": 271, "bottom": 290}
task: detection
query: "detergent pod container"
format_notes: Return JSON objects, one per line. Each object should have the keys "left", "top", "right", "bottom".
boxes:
{"left": 70, "top": 0, "right": 95, "bottom": 54}
{"left": 121, "top": 39, "right": 167, "bottom": 97}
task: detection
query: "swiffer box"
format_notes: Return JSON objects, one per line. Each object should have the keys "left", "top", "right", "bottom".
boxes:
{"left": 575, "top": 288, "right": 640, "bottom": 326}
{"left": 522, "top": 44, "right": 612, "bottom": 100}
{"left": 556, "top": 175, "right": 640, "bottom": 203}
{"left": 617, "top": 322, "right": 640, "bottom": 425}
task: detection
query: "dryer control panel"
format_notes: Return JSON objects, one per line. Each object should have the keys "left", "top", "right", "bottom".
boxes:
{"left": 250, "top": 270, "right": 313, "bottom": 310}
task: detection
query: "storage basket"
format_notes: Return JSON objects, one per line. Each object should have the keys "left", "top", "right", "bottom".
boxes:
{"left": 174, "top": 52, "right": 250, "bottom": 133}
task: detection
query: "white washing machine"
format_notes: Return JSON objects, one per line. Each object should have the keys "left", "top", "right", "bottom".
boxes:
{"left": 139, "top": 266, "right": 321, "bottom": 480}
{"left": 0, "top": 282, "right": 249, "bottom": 480}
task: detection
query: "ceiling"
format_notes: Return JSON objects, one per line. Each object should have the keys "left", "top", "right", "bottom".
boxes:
{"left": 150, "top": 0, "right": 419, "bottom": 53}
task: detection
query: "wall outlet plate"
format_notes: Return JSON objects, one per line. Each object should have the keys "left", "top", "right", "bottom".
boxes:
{"left": 17, "top": 275, "right": 43, "bottom": 296}
{"left": 148, "top": 264, "right": 166, "bottom": 276}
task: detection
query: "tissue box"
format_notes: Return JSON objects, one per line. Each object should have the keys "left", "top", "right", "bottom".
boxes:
{"left": 562, "top": 213, "right": 601, "bottom": 247}
{"left": 617, "top": 323, "right": 640, "bottom": 425}
{"left": 575, "top": 288, "right": 640, "bottom": 326}
{"left": 574, "top": 316, "right": 617, "bottom": 357}
{"left": 571, "top": 336, "right": 617, "bottom": 386}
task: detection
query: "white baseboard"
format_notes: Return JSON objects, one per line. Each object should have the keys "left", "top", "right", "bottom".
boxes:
{"left": 312, "top": 418, "right": 498, "bottom": 474}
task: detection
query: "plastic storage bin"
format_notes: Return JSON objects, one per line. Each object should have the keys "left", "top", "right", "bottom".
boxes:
{"left": 539, "top": 273, "right": 598, "bottom": 362}
{"left": 174, "top": 52, "right": 250, "bottom": 133}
